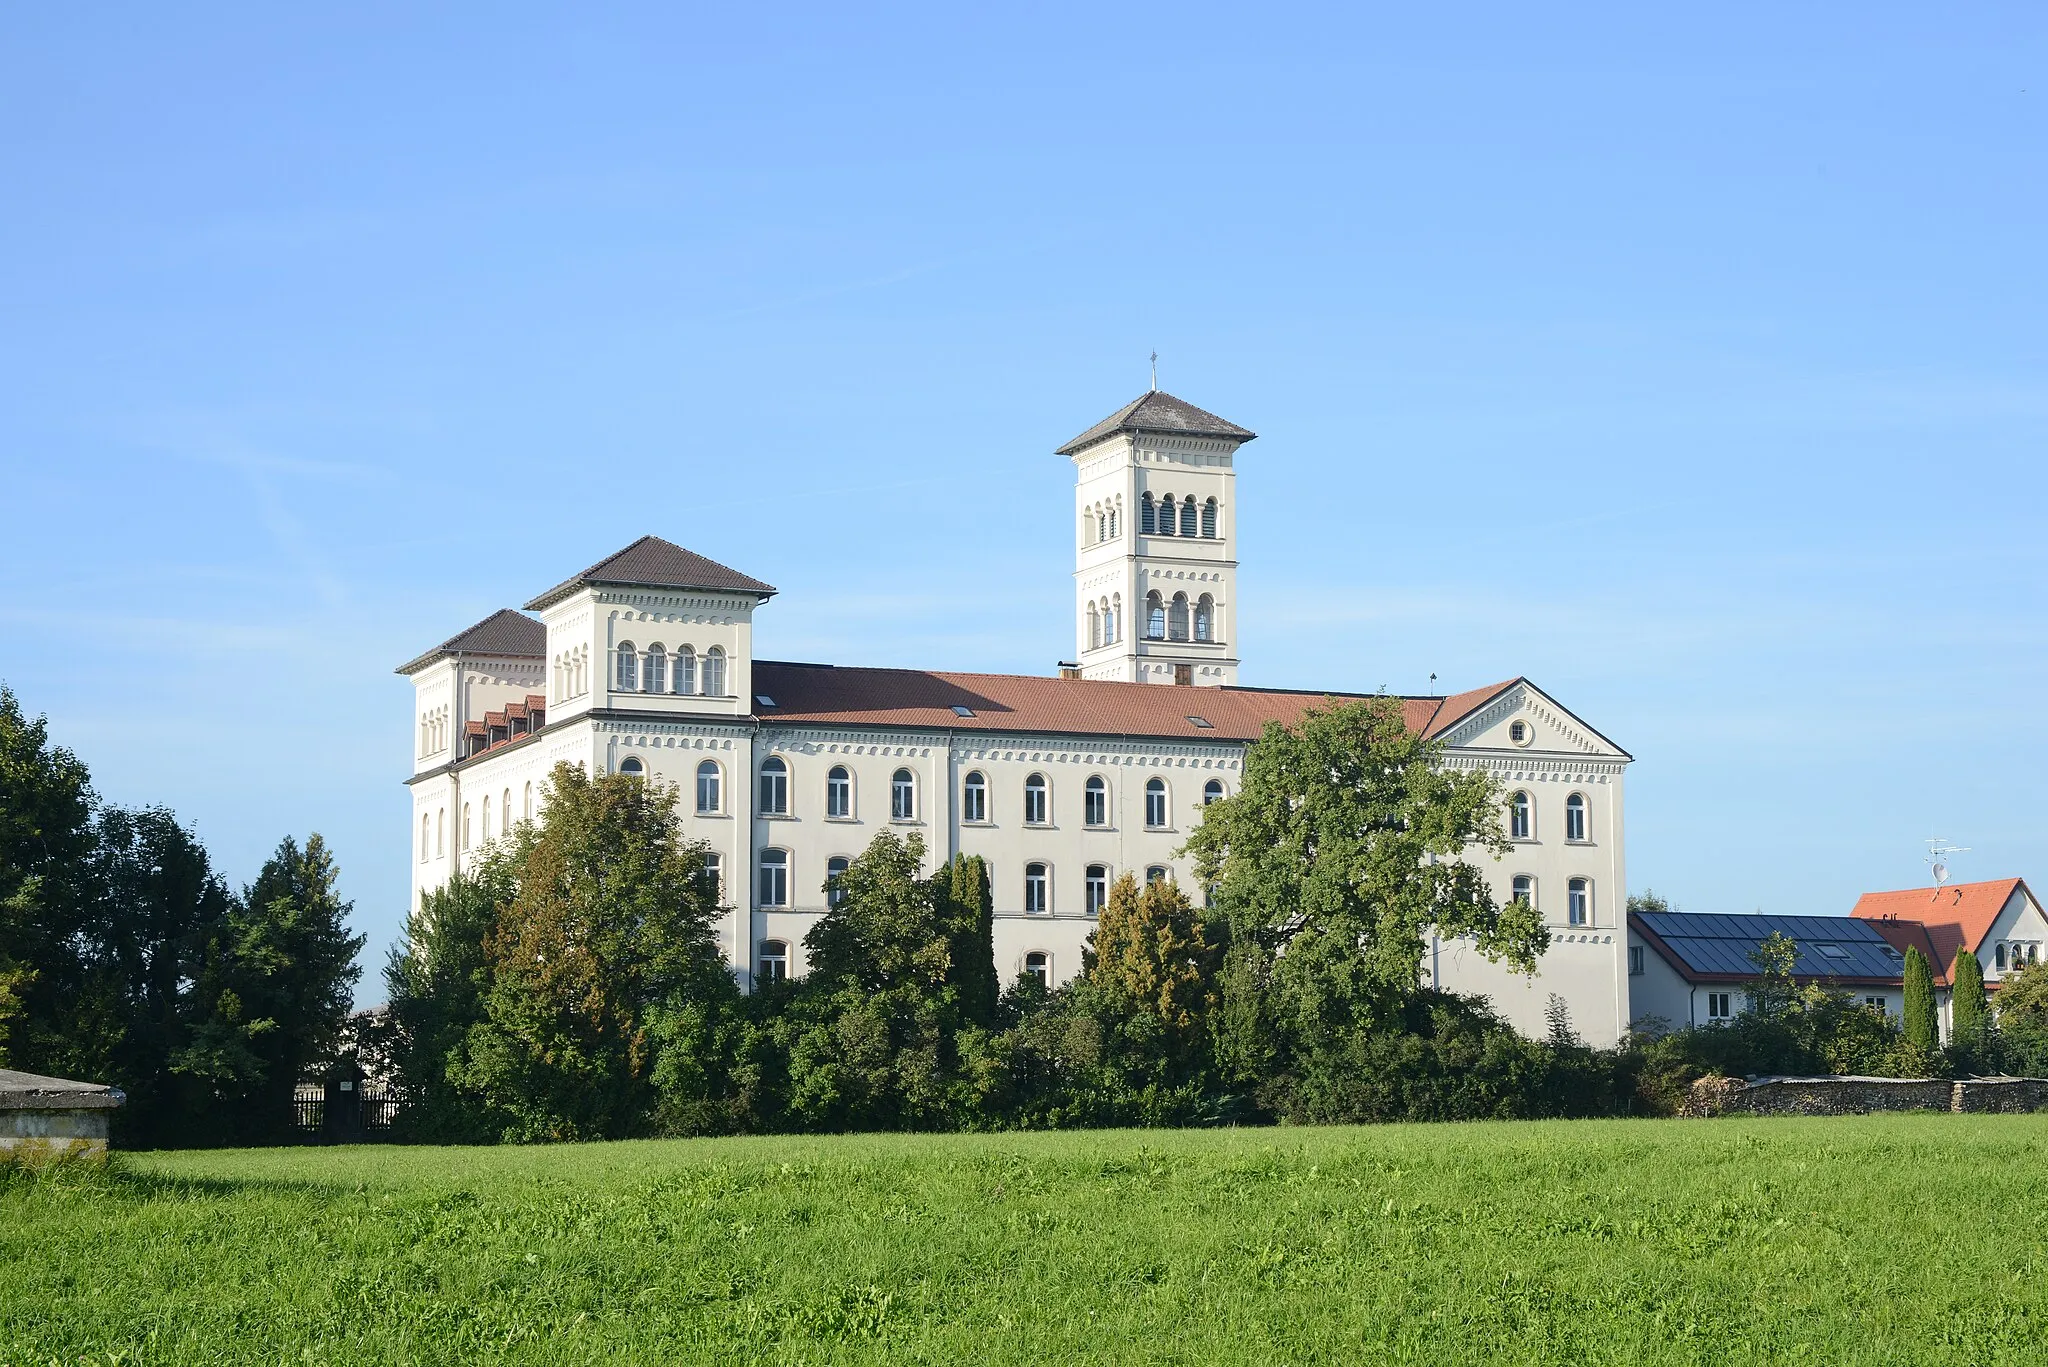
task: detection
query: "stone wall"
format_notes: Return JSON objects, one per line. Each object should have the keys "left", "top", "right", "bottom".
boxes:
{"left": 1683, "top": 1075, "right": 2048, "bottom": 1118}
{"left": 0, "top": 1107, "right": 112, "bottom": 1160}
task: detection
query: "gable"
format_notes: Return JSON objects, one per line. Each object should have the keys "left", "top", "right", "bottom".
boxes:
{"left": 1434, "top": 679, "right": 1631, "bottom": 760}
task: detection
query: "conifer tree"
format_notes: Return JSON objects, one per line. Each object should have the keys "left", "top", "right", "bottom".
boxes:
{"left": 1085, "top": 872, "right": 1219, "bottom": 1063}
{"left": 944, "top": 854, "right": 998, "bottom": 1027}
{"left": 1902, "top": 946, "right": 1938, "bottom": 1054}
{"left": 1951, "top": 948, "right": 1987, "bottom": 1058}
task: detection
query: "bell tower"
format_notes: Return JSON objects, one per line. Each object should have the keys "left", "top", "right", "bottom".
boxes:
{"left": 1058, "top": 389, "right": 1255, "bottom": 686}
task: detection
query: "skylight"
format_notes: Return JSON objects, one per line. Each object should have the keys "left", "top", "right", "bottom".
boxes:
{"left": 1817, "top": 945, "right": 1851, "bottom": 960}
{"left": 951, "top": 704, "right": 975, "bottom": 718}
{"left": 755, "top": 695, "right": 776, "bottom": 708}
{"left": 1186, "top": 715, "right": 1214, "bottom": 729}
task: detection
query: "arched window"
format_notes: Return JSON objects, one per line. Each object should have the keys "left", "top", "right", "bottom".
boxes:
{"left": 1088, "top": 602, "right": 1101, "bottom": 650}
{"left": 827, "top": 765, "right": 852, "bottom": 819}
{"left": 1997, "top": 943, "right": 2008, "bottom": 971}
{"left": 962, "top": 771, "right": 988, "bottom": 823}
{"left": 1145, "top": 865, "right": 1169, "bottom": 885}
{"left": 462, "top": 803, "right": 472, "bottom": 851}
{"left": 1512, "top": 874, "right": 1535, "bottom": 910}
{"left": 758, "top": 849, "right": 789, "bottom": 907}
{"left": 826, "top": 855, "right": 850, "bottom": 907}
{"left": 1510, "top": 791, "right": 1532, "bottom": 841}
{"left": 1147, "top": 591, "right": 1165, "bottom": 640}
{"left": 1084, "top": 775, "right": 1108, "bottom": 827}
{"left": 1568, "top": 877, "right": 1591, "bottom": 926}
{"left": 420, "top": 815, "right": 430, "bottom": 862}
{"left": 702, "top": 646, "right": 727, "bottom": 698}
{"left": 1024, "top": 863, "right": 1049, "bottom": 914}
{"left": 1085, "top": 864, "right": 1109, "bottom": 916}
{"left": 644, "top": 645, "right": 666, "bottom": 693}
{"left": 1565, "top": 793, "right": 1588, "bottom": 842}
{"left": 1179, "top": 497, "right": 1198, "bottom": 536}
{"left": 1202, "top": 497, "right": 1217, "bottom": 538}
{"left": 700, "top": 852, "right": 723, "bottom": 898}
{"left": 502, "top": 788, "right": 512, "bottom": 830}
{"left": 675, "top": 645, "right": 696, "bottom": 695}
{"left": 1024, "top": 950, "right": 1050, "bottom": 983}
{"left": 759, "top": 756, "right": 788, "bottom": 815}
{"left": 1108, "top": 593, "right": 1121, "bottom": 642}
{"left": 758, "top": 939, "right": 789, "bottom": 982}
{"left": 696, "top": 759, "right": 722, "bottom": 813}
{"left": 1158, "top": 495, "right": 1177, "bottom": 536}
{"left": 1203, "top": 778, "right": 1225, "bottom": 805}
{"left": 1168, "top": 593, "right": 1190, "bottom": 642}
{"left": 1144, "top": 778, "right": 1168, "bottom": 829}
{"left": 619, "top": 757, "right": 643, "bottom": 777}
{"left": 1023, "top": 774, "right": 1048, "bottom": 825}
{"left": 1141, "top": 492, "right": 1157, "bottom": 534}
{"left": 616, "top": 642, "right": 637, "bottom": 692}
{"left": 1108, "top": 504, "right": 1119, "bottom": 537}
{"left": 1194, "top": 594, "right": 1213, "bottom": 643}
{"left": 1097, "top": 509, "right": 1108, "bottom": 542}
{"left": 891, "top": 768, "right": 916, "bottom": 820}
{"left": 436, "top": 808, "right": 445, "bottom": 857}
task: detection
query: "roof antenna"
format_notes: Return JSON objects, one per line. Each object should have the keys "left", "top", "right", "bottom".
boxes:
{"left": 1150, "top": 351, "right": 1158, "bottom": 392}
{"left": 1926, "top": 838, "right": 1969, "bottom": 898}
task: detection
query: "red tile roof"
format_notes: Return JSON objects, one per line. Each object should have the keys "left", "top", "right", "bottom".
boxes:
{"left": 749, "top": 661, "right": 1514, "bottom": 743}
{"left": 1851, "top": 878, "right": 2031, "bottom": 984}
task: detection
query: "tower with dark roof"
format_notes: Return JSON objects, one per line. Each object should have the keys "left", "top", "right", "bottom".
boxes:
{"left": 1059, "top": 390, "right": 1254, "bottom": 686}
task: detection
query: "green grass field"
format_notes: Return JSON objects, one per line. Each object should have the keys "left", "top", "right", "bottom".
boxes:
{"left": 4, "top": 1116, "right": 2046, "bottom": 1366}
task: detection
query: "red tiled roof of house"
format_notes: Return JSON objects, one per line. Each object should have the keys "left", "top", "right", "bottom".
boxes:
{"left": 748, "top": 661, "right": 1515, "bottom": 744}
{"left": 1852, "top": 878, "right": 2031, "bottom": 985}
{"left": 1862, "top": 918, "right": 1951, "bottom": 987}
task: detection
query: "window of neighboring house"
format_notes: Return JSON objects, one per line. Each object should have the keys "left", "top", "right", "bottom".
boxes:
{"left": 1085, "top": 864, "right": 1108, "bottom": 916}
{"left": 1203, "top": 779, "right": 1225, "bottom": 805}
{"left": 616, "top": 642, "right": 637, "bottom": 691}
{"left": 827, "top": 766, "right": 852, "bottom": 819}
{"left": 1084, "top": 775, "right": 1108, "bottom": 827}
{"left": 644, "top": 645, "right": 666, "bottom": 693}
{"left": 1144, "top": 778, "right": 1168, "bottom": 829}
{"left": 1864, "top": 995, "right": 1888, "bottom": 1013}
{"left": 1024, "top": 774, "right": 1049, "bottom": 826}
{"left": 1510, "top": 791, "right": 1532, "bottom": 840}
{"left": 757, "top": 849, "right": 789, "bottom": 907}
{"left": 963, "top": 771, "right": 988, "bottom": 823}
{"left": 1512, "top": 874, "right": 1535, "bottom": 910}
{"left": 696, "top": 759, "right": 722, "bottom": 813}
{"left": 1146, "top": 865, "right": 1169, "bottom": 885}
{"left": 826, "top": 855, "right": 850, "bottom": 907}
{"left": 1628, "top": 945, "right": 1645, "bottom": 976}
{"left": 758, "top": 940, "right": 789, "bottom": 983}
{"left": 2032, "top": 944, "right": 2042, "bottom": 966}
{"left": 759, "top": 756, "right": 788, "bottom": 815}
{"left": 1567, "top": 878, "right": 1591, "bottom": 927}
{"left": 1024, "top": 863, "right": 1049, "bottom": 914}
{"left": 1024, "top": 951, "right": 1050, "bottom": 984}
{"left": 1707, "top": 992, "right": 1733, "bottom": 1021}
{"left": 1565, "top": 793, "right": 1588, "bottom": 842}
{"left": 618, "top": 757, "right": 643, "bottom": 777}
{"left": 702, "top": 646, "right": 726, "bottom": 697}
{"left": 891, "top": 768, "right": 915, "bottom": 820}
{"left": 1997, "top": 943, "right": 2008, "bottom": 970}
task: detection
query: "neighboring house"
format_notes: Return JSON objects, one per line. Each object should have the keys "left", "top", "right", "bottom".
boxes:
{"left": 398, "top": 389, "right": 1634, "bottom": 1045}
{"left": 1853, "top": 878, "right": 2048, "bottom": 1033}
{"left": 1628, "top": 912, "right": 1920, "bottom": 1032}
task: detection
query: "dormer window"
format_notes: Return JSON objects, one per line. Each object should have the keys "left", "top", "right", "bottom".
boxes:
{"left": 755, "top": 695, "right": 776, "bottom": 708}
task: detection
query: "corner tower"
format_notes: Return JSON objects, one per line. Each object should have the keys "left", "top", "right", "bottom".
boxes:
{"left": 1057, "top": 389, "right": 1255, "bottom": 686}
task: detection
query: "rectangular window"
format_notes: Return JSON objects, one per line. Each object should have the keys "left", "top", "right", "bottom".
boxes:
{"left": 1628, "top": 945, "right": 1644, "bottom": 976}
{"left": 700, "top": 852, "right": 722, "bottom": 899}
{"left": 1567, "top": 879, "right": 1590, "bottom": 927}
{"left": 1707, "top": 992, "right": 1733, "bottom": 1021}
{"left": 963, "top": 776, "right": 987, "bottom": 823}
{"left": 891, "top": 772, "right": 915, "bottom": 821}
{"left": 758, "top": 851, "right": 788, "bottom": 907}
{"left": 1864, "top": 995, "right": 1887, "bottom": 1013}
{"left": 1085, "top": 865, "right": 1108, "bottom": 917}
{"left": 1024, "top": 864, "right": 1048, "bottom": 915}
{"left": 1144, "top": 783, "right": 1167, "bottom": 829}
{"left": 827, "top": 769, "right": 851, "bottom": 819}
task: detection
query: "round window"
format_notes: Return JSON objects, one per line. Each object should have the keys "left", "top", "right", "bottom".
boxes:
{"left": 1508, "top": 720, "right": 1533, "bottom": 747}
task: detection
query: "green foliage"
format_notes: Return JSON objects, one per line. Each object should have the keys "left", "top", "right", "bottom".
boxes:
{"left": 1951, "top": 949, "right": 1987, "bottom": 1063}
{"left": 1084, "top": 873, "right": 1218, "bottom": 1062}
{"left": 453, "top": 763, "right": 737, "bottom": 1142}
{"left": 0, "top": 684, "right": 96, "bottom": 1071}
{"left": 1903, "top": 946, "right": 1938, "bottom": 1052}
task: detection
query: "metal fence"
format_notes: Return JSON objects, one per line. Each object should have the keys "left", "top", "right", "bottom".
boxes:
{"left": 292, "top": 1084, "right": 398, "bottom": 1141}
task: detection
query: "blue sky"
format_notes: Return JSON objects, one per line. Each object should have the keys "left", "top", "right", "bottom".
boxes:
{"left": 3, "top": 5, "right": 2042, "bottom": 1000}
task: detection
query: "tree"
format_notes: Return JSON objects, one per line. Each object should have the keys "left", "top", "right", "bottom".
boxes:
{"left": 1746, "top": 932, "right": 1799, "bottom": 1022}
{"left": 1084, "top": 873, "right": 1218, "bottom": 1065}
{"left": 456, "top": 763, "right": 735, "bottom": 1141}
{"left": 0, "top": 684, "right": 97, "bottom": 1072}
{"left": 943, "top": 855, "right": 998, "bottom": 1029}
{"left": 1627, "top": 890, "right": 1674, "bottom": 916}
{"left": 1994, "top": 959, "right": 2048, "bottom": 1030}
{"left": 1951, "top": 949, "right": 1987, "bottom": 1059}
{"left": 1902, "top": 946, "right": 1938, "bottom": 1054}
{"left": 176, "top": 833, "right": 364, "bottom": 1143}
{"left": 1186, "top": 697, "right": 1542, "bottom": 1053}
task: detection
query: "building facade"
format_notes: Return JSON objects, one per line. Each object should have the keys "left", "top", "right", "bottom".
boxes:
{"left": 400, "top": 391, "right": 1635, "bottom": 1045}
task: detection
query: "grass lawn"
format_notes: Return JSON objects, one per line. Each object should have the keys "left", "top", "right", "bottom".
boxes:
{"left": 4, "top": 1116, "right": 2046, "bottom": 1365}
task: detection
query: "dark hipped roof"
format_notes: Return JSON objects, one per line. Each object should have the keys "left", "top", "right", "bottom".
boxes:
{"left": 0, "top": 1068, "right": 125, "bottom": 1110}
{"left": 1632, "top": 911, "right": 1907, "bottom": 985}
{"left": 1055, "top": 390, "right": 1257, "bottom": 456}
{"left": 525, "top": 535, "right": 776, "bottom": 611}
{"left": 394, "top": 608, "right": 546, "bottom": 676}
{"left": 750, "top": 661, "right": 1511, "bottom": 744}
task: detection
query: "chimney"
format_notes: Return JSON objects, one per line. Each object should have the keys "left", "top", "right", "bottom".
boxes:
{"left": 1058, "top": 661, "right": 1081, "bottom": 681}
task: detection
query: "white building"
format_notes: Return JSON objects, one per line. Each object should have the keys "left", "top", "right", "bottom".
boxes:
{"left": 399, "top": 390, "right": 1634, "bottom": 1044}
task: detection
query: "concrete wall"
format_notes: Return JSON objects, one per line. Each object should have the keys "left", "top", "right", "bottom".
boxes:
{"left": 1683, "top": 1075, "right": 2048, "bottom": 1117}
{"left": 0, "top": 1107, "right": 111, "bottom": 1160}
